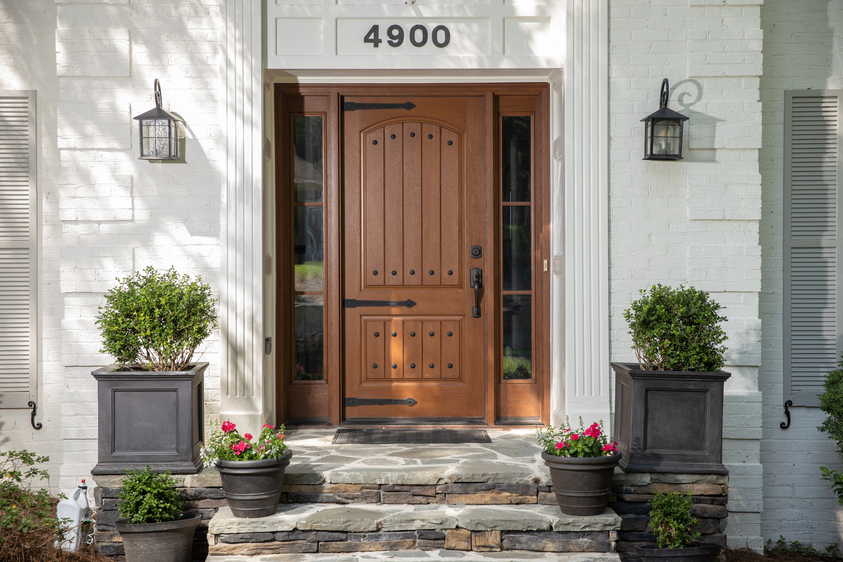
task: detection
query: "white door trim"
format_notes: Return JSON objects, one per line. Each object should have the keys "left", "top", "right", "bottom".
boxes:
{"left": 219, "top": 0, "right": 609, "bottom": 433}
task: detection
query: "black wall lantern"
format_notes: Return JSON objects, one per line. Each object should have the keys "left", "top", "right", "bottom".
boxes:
{"left": 133, "top": 79, "right": 181, "bottom": 160}
{"left": 642, "top": 78, "right": 689, "bottom": 161}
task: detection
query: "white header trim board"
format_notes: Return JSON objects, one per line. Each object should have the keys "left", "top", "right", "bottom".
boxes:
{"left": 267, "top": 2, "right": 565, "bottom": 70}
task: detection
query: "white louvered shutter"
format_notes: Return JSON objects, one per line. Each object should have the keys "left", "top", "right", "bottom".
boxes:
{"left": 0, "top": 91, "right": 36, "bottom": 409}
{"left": 784, "top": 91, "right": 843, "bottom": 407}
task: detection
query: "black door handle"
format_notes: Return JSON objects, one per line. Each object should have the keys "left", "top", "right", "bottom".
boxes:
{"left": 470, "top": 268, "right": 482, "bottom": 318}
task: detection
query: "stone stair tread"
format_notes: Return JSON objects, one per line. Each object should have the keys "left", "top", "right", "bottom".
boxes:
{"left": 209, "top": 504, "right": 621, "bottom": 535}
{"left": 205, "top": 550, "right": 622, "bottom": 562}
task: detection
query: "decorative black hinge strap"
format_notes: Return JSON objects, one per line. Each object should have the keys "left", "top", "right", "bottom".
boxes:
{"left": 344, "top": 397, "right": 418, "bottom": 407}
{"left": 343, "top": 102, "right": 416, "bottom": 112}
{"left": 28, "top": 401, "right": 43, "bottom": 430}
{"left": 344, "top": 299, "right": 417, "bottom": 308}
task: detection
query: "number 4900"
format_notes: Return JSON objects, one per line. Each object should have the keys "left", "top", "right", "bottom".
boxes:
{"left": 364, "top": 24, "right": 451, "bottom": 49}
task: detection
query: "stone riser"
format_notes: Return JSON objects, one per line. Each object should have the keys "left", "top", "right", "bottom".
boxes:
{"left": 210, "top": 529, "right": 617, "bottom": 556}
{"left": 281, "top": 482, "right": 556, "bottom": 506}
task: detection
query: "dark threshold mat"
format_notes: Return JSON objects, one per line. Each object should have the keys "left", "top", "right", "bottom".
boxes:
{"left": 332, "top": 428, "right": 491, "bottom": 444}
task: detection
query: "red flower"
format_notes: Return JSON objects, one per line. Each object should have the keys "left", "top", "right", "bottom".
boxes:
{"left": 277, "top": 432, "right": 285, "bottom": 440}
{"left": 262, "top": 424, "right": 274, "bottom": 429}
{"left": 244, "top": 433, "right": 253, "bottom": 441}
{"left": 571, "top": 433, "right": 579, "bottom": 440}
{"left": 221, "top": 420, "right": 236, "bottom": 433}
{"left": 555, "top": 442, "right": 564, "bottom": 449}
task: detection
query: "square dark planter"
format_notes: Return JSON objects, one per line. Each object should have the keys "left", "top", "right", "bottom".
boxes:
{"left": 610, "top": 362, "right": 730, "bottom": 475}
{"left": 91, "top": 363, "right": 207, "bottom": 475}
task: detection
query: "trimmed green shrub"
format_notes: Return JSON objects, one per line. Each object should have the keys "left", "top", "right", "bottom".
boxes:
{"left": 819, "top": 358, "right": 843, "bottom": 456}
{"left": 96, "top": 266, "right": 217, "bottom": 371}
{"left": 648, "top": 491, "right": 701, "bottom": 549}
{"left": 623, "top": 284, "right": 727, "bottom": 372}
{"left": 117, "top": 466, "right": 184, "bottom": 524}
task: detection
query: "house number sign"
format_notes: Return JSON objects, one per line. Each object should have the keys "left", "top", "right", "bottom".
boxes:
{"left": 364, "top": 24, "right": 451, "bottom": 49}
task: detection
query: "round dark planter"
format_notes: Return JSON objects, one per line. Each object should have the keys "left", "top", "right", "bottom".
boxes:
{"left": 115, "top": 513, "right": 200, "bottom": 562}
{"left": 541, "top": 450, "right": 621, "bottom": 516}
{"left": 216, "top": 450, "right": 293, "bottom": 518}
{"left": 636, "top": 543, "right": 722, "bottom": 562}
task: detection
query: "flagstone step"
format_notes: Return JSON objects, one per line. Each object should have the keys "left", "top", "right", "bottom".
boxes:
{"left": 206, "top": 550, "right": 622, "bottom": 562}
{"left": 207, "top": 503, "right": 621, "bottom": 556}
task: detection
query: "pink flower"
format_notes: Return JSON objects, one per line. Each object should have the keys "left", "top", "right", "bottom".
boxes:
{"left": 602, "top": 443, "right": 613, "bottom": 451}
{"left": 277, "top": 432, "right": 285, "bottom": 440}
{"left": 556, "top": 442, "right": 564, "bottom": 449}
{"left": 221, "top": 420, "right": 236, "bottom": 433}
{"left": 244, "top": 433, "right": 253, "bottom": 441}
{"left": 571, "top": 433, "right": 579, "bottom": 440}
{"left": 584, "top": 423, "right": 602, "bottom": 438}
{"left": 262, "top": 424, "right": 274, "bottom": 429}
{"left": 234, "top": 451, "right": 240, "bottom": 456}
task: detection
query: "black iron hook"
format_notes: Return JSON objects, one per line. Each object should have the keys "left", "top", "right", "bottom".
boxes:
{"left": 28, "top": 401, "right": 43, "bottom": 430}
{"left": 780, "top": 399, "right": 793, "bottom": 429}
{"left": 659, "top": 78, "right": 670, "bottom": 109}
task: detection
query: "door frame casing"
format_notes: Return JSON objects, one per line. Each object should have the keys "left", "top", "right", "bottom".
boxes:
{"left": 274, "top": 83, "right": 551, "bottom": 426}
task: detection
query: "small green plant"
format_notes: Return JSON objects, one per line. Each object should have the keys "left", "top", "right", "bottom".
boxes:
{"left": 647, "top": 491, "right": 700, "bottom": 549}
{"left": 536, "top": 417, "right": 618, "bottom": 458}
{"left": 117, "top": 466, "right": 184, "bottom": 524}
{"left": 96, "top": 266, "right": 218, "bottom": 371}
{"left": 623, "top": 284, "right": 727, "bottom": 372}
{"left": 819, "top": 357, "right": 843, "bottom": 456}
{"left": 0, "top": 450, "right": 62, "bottom": 555}
{"left": 821, "top": 466, "right": 843, "bottom": 505}
{"left": 765, "top": 535, "right": 839, "bottom": 558}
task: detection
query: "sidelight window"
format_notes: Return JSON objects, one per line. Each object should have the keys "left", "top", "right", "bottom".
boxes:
{"left": 292, "top": 115, "right": 325, "bottom": 381}
{"left": 501, "top": 115, "right": 533, "bottom": 381}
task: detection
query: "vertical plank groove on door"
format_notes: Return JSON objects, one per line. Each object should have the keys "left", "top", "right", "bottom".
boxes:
{"left": 404, "top": 123, "right": 422, "bottom": 286}
{"left": 441, "top": 320, "right": 461, "bottom": 380}
{"left": 366, "top": 320, "right": 385, "bottom": 380}
{"left": 404, "top": 320, "right": 422, "bottom": 379}
{"left": 422, "top": 320, "right": 442, "bottom": 379}
{"left": 388, "top": 319, "right": 404, "bottom": 379}
{"left": 384, "top": 124, "right": 404, "bottom": 286}
{"left": 440, "top": 129, "right": 460, "bottom": 286}
{"left": 422, "top": 123, "right": 442, "bottom": 286}
{"left": 365, "top": 128, "right": 385, "bottom": 287}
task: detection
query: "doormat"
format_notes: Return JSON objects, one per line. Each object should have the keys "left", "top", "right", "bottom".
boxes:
{"left": 332, "top": 428, "right": 491, "bottom": 444}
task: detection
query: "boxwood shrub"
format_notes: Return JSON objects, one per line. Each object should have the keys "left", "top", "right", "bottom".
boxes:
{"left": 623, "top": 284, "right": 727, "bottom": 372}
{"left": 96, "top": 266, "right": 217, "bottom": 371}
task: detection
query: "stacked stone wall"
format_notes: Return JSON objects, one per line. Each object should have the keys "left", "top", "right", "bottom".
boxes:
{"left": 609, "top": 472, "right": 729, "bottom": 561}
{"left": 92, "top": 470, "right": 727, "bottom": 560}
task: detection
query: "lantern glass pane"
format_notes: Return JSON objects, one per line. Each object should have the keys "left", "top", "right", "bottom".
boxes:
{"left": 142, "top": 137, "right": 155, "bottom": 157}
{"left": 652, "top": 119, "right": 682, "bottom": 156}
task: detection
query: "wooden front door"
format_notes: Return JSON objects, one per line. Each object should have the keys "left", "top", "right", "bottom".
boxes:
{"left": 342, "top": 95, "right": 486, "bottom": 420}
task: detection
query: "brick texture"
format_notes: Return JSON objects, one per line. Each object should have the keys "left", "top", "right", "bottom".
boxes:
{"left": 609, "top": 0, "right": 763, "bottom": 551}
{"left": 759, "top": 0, "right": 843, "bottom": 552}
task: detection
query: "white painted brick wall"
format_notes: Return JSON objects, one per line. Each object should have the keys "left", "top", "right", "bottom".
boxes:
{"left": 52, "top": 0, "right": 222, "bottom": 491}
{"left": 609, "top": 0, "right": 763, "bottom": 551}
{"left": 0, "top": 0, "right": 221, "bottom": 494}
{"left": 760, "top": 0, "right": 843, "bottom": 550}
{"left": 0, "top": 0, "right": 65, "bottom": 495}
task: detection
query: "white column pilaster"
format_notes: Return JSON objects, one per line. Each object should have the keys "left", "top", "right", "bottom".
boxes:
{"left": 558, "top": 0, "right": 610, "bottom": 424}
{"left": 219, "top": 0, "right": 269, "bottom": 435}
